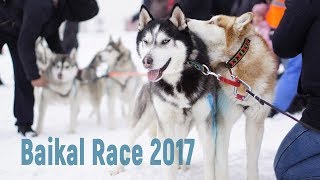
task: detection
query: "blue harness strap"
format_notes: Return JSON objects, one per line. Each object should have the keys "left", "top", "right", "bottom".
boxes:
{"left": 207, "top": 94, "right": 217, "bottom": 138}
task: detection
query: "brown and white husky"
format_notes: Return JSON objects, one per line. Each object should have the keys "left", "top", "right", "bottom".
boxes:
{"left": 187, "top": 13, "right": 277, "bottom": 180}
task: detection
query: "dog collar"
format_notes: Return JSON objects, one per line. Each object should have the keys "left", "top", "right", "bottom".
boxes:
{"left": 226, "top": 38, "right": 251, "bottom": 69}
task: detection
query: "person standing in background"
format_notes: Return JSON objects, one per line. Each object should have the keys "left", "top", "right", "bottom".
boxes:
{"left": 252, "top": 3, "right": 272, "bottom": 49}
{"left": 126, "top": 0, "right": 214, "bottom": 31}
{"left": 231, "top": 0, "right": 267, "bottom": 16}
{"left": 0, "top": 0, "right": 99, "bottom": 136}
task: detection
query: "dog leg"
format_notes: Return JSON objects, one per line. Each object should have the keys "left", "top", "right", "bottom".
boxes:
{"left": 36, "top": 93, "right": 47, "bottom": 134}
{"left": 107, "top": 95, "right": 117, "bottom": 129}
{"left": 110, "top": 85, "right": 157, "bottom": 176}
{"left": 175, "top": 110, "right": 192, "bottom": 171}
{"left": 196, "top": 119, "right": 215, "bottom": 180}
{"left": 92, "top": 98, "right": 102, "bottom": 125}
{"left": 244, "top": 107, "right": 268, "bottom": 180}
{"left": 158, "top": 121, "right": 177, "bottom": 180}
{"left": 69, "top": 100, "right": 80, "bottom": 134}
{"left": 215, "top": 94, "right": 243, "bottom": 180}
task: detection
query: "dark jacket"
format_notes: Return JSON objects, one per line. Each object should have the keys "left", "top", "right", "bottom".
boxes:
{"left": 272, "top": 0, "right": 320, "bottom": 129}
{"left": 0, "top": 0, "right": 98, "bottom": 80}
{"left": 177, "top": 0, "right": 213, "bottom": 20}
{"left": 230, "top": 0, "right": 266, "bottom": 16}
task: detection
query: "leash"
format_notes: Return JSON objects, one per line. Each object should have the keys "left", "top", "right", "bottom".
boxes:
{"left": 107, "top": 71, "right": 146, "bottom": 77}
{"left": 186, "top": 36, "right": 320, "bottom": 132}
{"left": 187, "top": 61, "right": 320, "bottom": 132}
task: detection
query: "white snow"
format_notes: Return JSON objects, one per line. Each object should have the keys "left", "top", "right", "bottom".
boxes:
{"left": 0, "top": 1, "right": 299, "bottom": 179}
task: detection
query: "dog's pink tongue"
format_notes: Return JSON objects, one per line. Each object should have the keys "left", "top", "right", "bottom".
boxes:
{"left": 147, "top": 69, "right": 160, "bottom": 82}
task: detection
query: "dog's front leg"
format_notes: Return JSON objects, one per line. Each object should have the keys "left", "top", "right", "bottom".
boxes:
{"left": 153, "top": 96, "right": 177, "bottom": 180}
{"left": 69, "top": 98, "right": 79, "bottom": 134}
{"left": 158, "top": 121, "right": 177, "bottom": 180}
{"left": 109, "top": 84, "right": 157, "bottom": 176}
{"left": 107, "top": 94, "right": 117, "bottom": 129}
{"left": 244, "top": 107, "right": 268, "bottom": 180}
{"left": 196, "top": 118, "right": 215, "bottom": 180}
{"left": 193, "top": 98, "right": 216, "bottom": 180}
{"left": 36, "top": 93, "right": 48, "bottom": 134}
{"left": 215, "top": 104, "right": 243, "bottom": 180}
{"left": 175, "top": 112, "right": 192, "bottom": 171}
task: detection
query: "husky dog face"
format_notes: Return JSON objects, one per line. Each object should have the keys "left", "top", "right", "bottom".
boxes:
{"left": 96, "top": 37, "right": 129, "bottom": 69}
{"left": 187, "top": 13, "right": 253, "bottom": 52}
{"left": 137, "top": 5, "right": 192, "bottom": 82}
{"left": 50, "top": 49, "right": 78, "bottom": 83}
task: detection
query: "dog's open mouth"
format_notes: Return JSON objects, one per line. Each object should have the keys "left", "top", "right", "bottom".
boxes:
{"left": 147, "top": 59, "right": 171, "bottom": 82}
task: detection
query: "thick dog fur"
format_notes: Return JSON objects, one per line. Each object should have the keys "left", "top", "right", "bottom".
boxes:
{"left": 36, "top": 48, "right": 80, "bottom": 134}
{"left": 76, "top": 52, "right": 107, "bottom": 126}
{"left": 111, "top": 5, "right": 217, "bottom": 180}
{"left": 188, "top": 13, "right": 277, "bottom": 180}
{"left": 35, "top": 41, "right": 106, "bottom": 134}
{"left": 95, "top": 37, "right": 141, "bottom": 128}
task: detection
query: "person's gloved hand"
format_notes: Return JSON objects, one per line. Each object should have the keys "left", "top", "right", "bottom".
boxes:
{"left": 31, "top": 76, "right": 48, "bottom": 87}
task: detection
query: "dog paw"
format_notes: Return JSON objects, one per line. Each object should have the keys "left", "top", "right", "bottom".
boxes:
{"left": 108, "top": 166, "right": 124, "bottom": 176}
{"left": 68, "top": 129, "right": 76, "bottom": 134}
{"left": 178, "top": 164, "right": 189, "bottom": 172}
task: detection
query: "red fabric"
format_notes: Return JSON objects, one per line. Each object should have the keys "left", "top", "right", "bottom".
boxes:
{"left": 219, "top": 77, "right": 241, "bottom": 87}
{"left": 167, "top": 0, "right": 175, "bottom": 13}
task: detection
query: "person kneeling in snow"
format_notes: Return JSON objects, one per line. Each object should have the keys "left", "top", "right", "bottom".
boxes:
{"left": 0, "top": 0, "right": 99, "bottom": 136}
{"left": 272, "top": 0, "right": 320, "bottom": 179}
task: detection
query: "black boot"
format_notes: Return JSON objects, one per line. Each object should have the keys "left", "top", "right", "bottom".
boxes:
{"left": 0, "top": 77, "right": 3, "bottom": 85}
{"left": 18, "top": 125, "right": 38, "bottom": 137}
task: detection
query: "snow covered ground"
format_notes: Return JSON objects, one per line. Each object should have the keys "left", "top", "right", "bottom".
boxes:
{"left": 0, "top": 1, "right": 300, "bottom": 179}
{"left": 0, "top": 31, "right": 301, "bottom": 180}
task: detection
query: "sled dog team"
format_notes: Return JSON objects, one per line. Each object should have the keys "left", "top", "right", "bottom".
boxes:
{"left": 35, "top": 4, "right": 276, "bottom": 180}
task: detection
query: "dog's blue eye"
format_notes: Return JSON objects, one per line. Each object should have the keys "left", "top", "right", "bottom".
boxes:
{"left": 162, "top": 39, "right": 171, "bottom": 45}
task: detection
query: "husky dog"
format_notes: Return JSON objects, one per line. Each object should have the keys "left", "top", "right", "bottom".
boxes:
{"left": 187, "top": 13, "right": 277, "bottom": 180}
{"left": 95, "top": 37, "right": 141, "bottom": 128}
{"left": 76, "top": 51, "right": 107, "bottom": 125}
{"left": 111, "top": 5, "right": 217, "bottom": 180}
{"left": 36, "top": 49, "right": 80, "bottom": 134}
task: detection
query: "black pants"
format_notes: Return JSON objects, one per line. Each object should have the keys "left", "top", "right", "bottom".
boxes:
{"left": 6, "top": 40, "right": 34, "bottom": 126}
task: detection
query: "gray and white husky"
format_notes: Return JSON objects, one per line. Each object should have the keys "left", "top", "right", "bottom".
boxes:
{"left": 112, "top": 5, "right": 217, "bottom": 180}
{"left": 76, "top": 53, "right": 107, "bottom": 126}
{"left": 95, "top": 37, "right": 141, "bottom": 128}
{"left": 36, "top": 48, "right": 80, "bottom": 134}
{"left": 35, "top": 40, "right": 108, "bottom": 133}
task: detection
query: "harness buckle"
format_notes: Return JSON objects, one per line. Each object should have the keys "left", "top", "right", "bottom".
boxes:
{"left": 233, "top": 78, "right": 252, "bottom": 101}
{"left": 201, "top": 64, "right": 222, "bottom": 80}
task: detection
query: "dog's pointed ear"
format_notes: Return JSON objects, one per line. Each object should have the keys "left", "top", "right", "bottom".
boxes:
{"left": 169, "top": 4, "right": 187, "bottom": 31}
{"left": 69, "top": 48, "right": 77, "bottom": 62}
{"left": 235, "top": 12, "right": 253, "bottom": 31}
{"left": 138, "top": 5, "right": 153, "bottom": 31}
{"left": 109, "top": 35, "right": 114, "bottom": 43}
{"left": 117, "top": 37, "right": 122, "bottom": 46}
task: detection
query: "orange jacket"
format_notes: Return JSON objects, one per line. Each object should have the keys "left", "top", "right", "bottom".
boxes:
{"left": 266, "top": 0, "right": 286, "bottom": 29}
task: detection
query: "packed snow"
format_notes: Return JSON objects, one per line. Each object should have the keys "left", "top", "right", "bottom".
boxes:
{"left": 0, "top": 1, "right": 299, "bottom": 179}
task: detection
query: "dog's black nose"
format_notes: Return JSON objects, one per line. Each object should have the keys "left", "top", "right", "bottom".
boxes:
{"left": 143, "top": 56, "right": 153, "bottom": 69}
{"left": 58, "top": 73, "right": 63, "bottom": 80}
